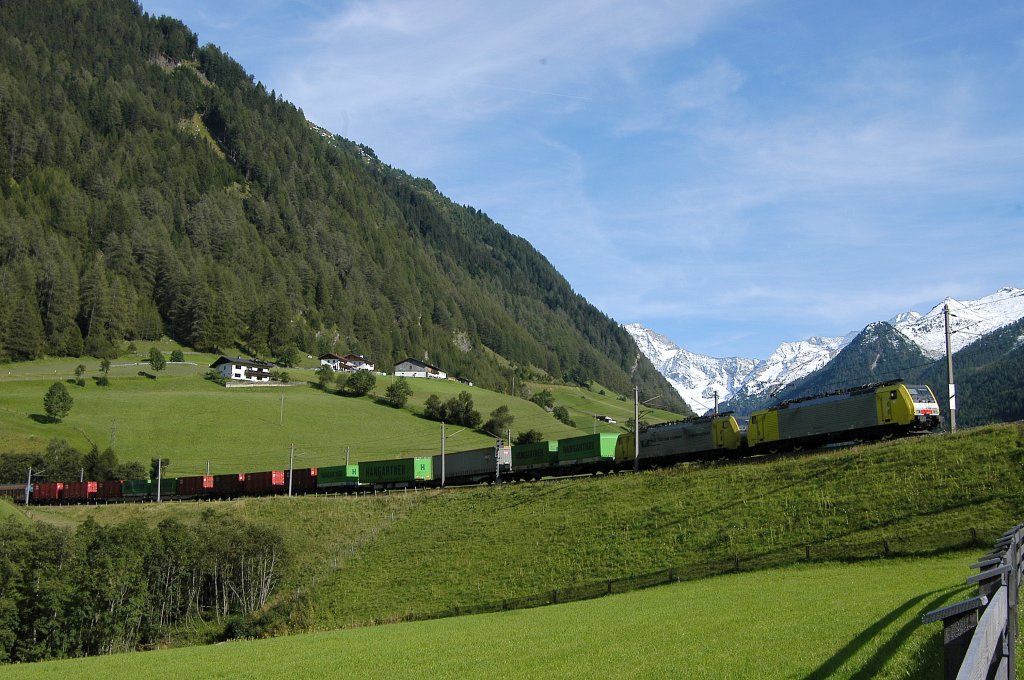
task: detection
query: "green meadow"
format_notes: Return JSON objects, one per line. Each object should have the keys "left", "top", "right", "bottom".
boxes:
{"left": 0, "top": 349, "right": 684, "bottom": 475}
{"left": 0, "top": 553, "right": 983, "bottom": 679}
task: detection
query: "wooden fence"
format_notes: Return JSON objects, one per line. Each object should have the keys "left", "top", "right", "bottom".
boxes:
{"left": 923, "top": 522, "right": 1023, "bottom": 680}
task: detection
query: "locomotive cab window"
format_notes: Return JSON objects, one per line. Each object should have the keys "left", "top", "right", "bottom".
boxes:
{"left": 890, "top": 391, "right": 897, "bottom": 400}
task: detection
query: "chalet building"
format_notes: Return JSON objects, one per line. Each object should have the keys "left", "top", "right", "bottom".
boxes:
{"left": 320, "top": 353, "right": 375, "bottom": 372}
{"left": 319, "top": 353, "right": 350, "bottom": 371}
{"left": 393, "top": 358, "right": 447, "bottom": 380}
{"left": 210, "top": 356, "right": 276, "bottom": 383}
{"left": 343, "top": 354, "right": 375, "bottom": 372}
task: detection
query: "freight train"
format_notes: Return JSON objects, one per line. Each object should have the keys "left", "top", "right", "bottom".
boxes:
{"left": 4, "top": 380, "right": 940, "bottom": 505}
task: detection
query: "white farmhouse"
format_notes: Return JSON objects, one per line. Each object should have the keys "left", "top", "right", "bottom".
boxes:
{"left": 342, "top": 354, "right": 375, "bottom": 372}
{"left": 393, "top": 358, "right": 447, "bottom": 380}
{"left": 210, "top": 356, "right": 276, "bottom": 383}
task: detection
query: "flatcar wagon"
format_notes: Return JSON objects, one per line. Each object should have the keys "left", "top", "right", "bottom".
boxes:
{"left": 358, "top": 457, "right": 432, "bottom": 489}
{"left": 316, "top": 464, "right": 360, "bottom": 492}
{"left": 615, "top": 413, "right": 743, "bottom": 469}
{"left": 432, "top": 444, "right": 511, "bottom": 486}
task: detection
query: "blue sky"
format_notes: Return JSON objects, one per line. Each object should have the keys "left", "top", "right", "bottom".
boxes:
{"left": 142, "top": 1, "right": 1024, "bottom": 359}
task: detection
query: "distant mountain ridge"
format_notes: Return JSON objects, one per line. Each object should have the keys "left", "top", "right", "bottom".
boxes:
{"left": 627, "top": 286, "right": 1024, "bottom": 416}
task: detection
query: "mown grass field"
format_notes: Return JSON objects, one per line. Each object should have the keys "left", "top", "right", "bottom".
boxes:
{"left": 0, "top": 349, "right": 681, "bottom": 475}
{"left": 0, "top": 553, "right": 983, "bottom": 679}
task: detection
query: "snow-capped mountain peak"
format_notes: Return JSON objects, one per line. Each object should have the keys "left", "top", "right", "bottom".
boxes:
{"left": 895, "top": 287, "right": 1024, "bottom": 358}
{"left": 628, "top": 286, "right": 1024, "bottom": 414}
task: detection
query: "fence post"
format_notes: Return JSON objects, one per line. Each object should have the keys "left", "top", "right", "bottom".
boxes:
{"left": 1007, "top": 530, "right": 1020, "bottom": 677}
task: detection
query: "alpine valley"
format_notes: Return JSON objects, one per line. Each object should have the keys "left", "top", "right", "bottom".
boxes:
{"left": 627, "top": 286, "right": 1024, "bottom": 425}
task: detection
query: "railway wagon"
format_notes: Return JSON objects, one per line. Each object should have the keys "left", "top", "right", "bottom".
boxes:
{"left": 359, "top": 457, "right": 432, "bottom": 487}
{"left": 433, "top": 445, "right": 511, "bottom": 486}
{"left": 177, "top": 475, "right": 215, "bottom": 498}
{"left": 244, "top": 470, "right": 286, "bottom": 496}
{"left": 510, "top": 440, "right": 558, "bottom": 477}
{"left": 0, "top": 483, "right": 23, "bottom": 502}
{"left": 747, "top": 380, "right": 939, "bottom": 453}
{"left": 316, "top": 464, "right": 360, "bottom": 491}
{"left": 63, "top": 481, "right": 98, "bottom": 501}
{"left": 555, "top": 433, "right": 618, "bottom": 472}
{"left": 614, "top": 414, "right": 743, "bottom": 468}
{"left": 95, "top": 480, "right": 123, "bottom": 500}
{"left": 212, "top": 473, "right": 246, "bottom": 497}
{"left": 122, "top": 478, "right": 178, "bottom": 500}
{"left": 31, "top": 482, "right": 63, "bottom": 503}
{"left": 285, "top": 467, "right": 318, "bottom": 493}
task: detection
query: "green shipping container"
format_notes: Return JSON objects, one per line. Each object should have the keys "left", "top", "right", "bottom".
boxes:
{"left": 556, "top": 433, "right": 619, "bottom": 463}
{"left": 122, "top": 478, "right": 177, "bottom": 497}
{"left": 317, "top": 464, "right": 360, "bottom": 488}
{"left": 511, "top": 440, "right": 558, "bottom": 469}
{"left": 123, "top": 479, "right": 152, "bottom": 497}
{"left": 359, "top": 457, "right": 432, "bottom": 484}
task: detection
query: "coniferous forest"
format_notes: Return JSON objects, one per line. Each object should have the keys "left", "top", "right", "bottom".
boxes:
{"left": 0, "top": 0, "right": 690, "bottom": 414}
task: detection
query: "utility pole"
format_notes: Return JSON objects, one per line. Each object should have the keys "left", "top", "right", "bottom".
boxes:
{"left": 24, "top": 467, "right": 32, "bottom": 506}
{"left": 714, "top": 390, "right": 719, "bottom": 416}
{"left": 944, "top": 303, "right": 957, "bottom": 432}
{"left": 441, "top": 422, "right": 446, "bottom": 487}
{"left": 280, "top": 393, "right": 284, "bottom": 427}
{"left": 288, "top": 443, "right": 294, "bottom": 497}
{"left": 156, "top": 456, "right": 163, "bottom": 503}
{"left": 634, "top": 386, "right": 640, "bottom": 472}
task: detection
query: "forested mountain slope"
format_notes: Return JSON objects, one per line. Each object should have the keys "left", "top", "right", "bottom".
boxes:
{"left": 0, "top": 0, "right": 688, "bottom": 413}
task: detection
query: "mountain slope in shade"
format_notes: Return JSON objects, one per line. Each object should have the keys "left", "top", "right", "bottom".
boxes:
{"left": 774, "top": 322, "right": 933, "bottom": 402}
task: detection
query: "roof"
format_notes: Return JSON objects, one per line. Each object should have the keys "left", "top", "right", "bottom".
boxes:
{"left": 343, "top": 353, "right": 370, "bottom": 362}
{"left": 210, "top": 356, "right": 277, "bottom": 369}
{"left": 394, "top": 357, "right": 444, "bottom": 372}
{"left": 319, "top": 353, "right": 346, "bottom": 361}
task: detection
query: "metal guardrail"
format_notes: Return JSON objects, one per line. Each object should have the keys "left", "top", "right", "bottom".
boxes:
{"left": 923, "top": 523, "right": 1024, "bottom": 680}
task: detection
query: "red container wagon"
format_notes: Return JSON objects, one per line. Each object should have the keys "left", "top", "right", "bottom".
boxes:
{"left": 63, "top": 481, "right": 98, "bottom": 501}
{"left": 178, "top": 475, "right": 215, "bottom": 498}
{"left": 285, "top": 468, "right": 317, "bottom": 494}
{"left": 213, "top": 473, "right": 246, "bottom": 497}
{"left": 96, "top": 480, "right": 123, "bottom": 500}
{"left": 244, "top": 470, "right": 285, "bottom": 496}
{"left": 31, "top": 481, "right": 64, "bottom": 503}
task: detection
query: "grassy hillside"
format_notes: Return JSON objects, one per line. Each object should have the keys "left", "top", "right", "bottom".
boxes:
{"left": 0, "top": 351, "right": 680, "bottom": 474}
{"left": 31, "top": 423, "right": 1024, "bottom": 638}
{"left": 0, "top": 553, "right": 979, "bottom": 679}
{"left": 0, "top": 498, "right": 28, "bottom": 524}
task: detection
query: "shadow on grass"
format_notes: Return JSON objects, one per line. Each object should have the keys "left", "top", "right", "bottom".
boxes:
{"left": 28, "top": 413, "right": 58, "bottom": 424}
{"left": 803, "top": 585, "right": 970, "bottom": 680}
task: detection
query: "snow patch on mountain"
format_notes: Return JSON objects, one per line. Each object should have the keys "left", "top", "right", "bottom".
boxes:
{"left": 628, "top": 286, "right": 1024, "bottom": 414}
{"left": 895, "top": 287, "right": 1024, "bottom": 358}
{"left": 625, "top": 324, "right": 850, "bottom": 413}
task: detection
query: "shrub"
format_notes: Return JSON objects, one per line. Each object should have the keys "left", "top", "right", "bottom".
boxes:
{"left": 384, "top": 377, "right": 412, "bottom": 407}
{"left": 346, "top": 370, "right": 376, "bottom": 396}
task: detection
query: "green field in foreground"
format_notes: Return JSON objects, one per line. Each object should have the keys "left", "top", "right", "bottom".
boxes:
{"left": 0, "top": 553, "right": 982, "bottom": 680}
{"left": 0, "top": 350, "right": 683, "bottom": 475}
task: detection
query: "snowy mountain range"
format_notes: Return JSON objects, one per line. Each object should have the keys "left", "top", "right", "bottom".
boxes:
{"left": 626, "top": 287, "right": 1024, "bottom": 414}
